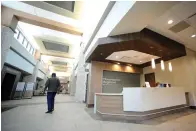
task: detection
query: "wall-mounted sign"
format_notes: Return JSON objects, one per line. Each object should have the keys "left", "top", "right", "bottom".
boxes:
{"left": 15, "top": 82, "right": 25, "bottom": 91}
{"left": 102, "top": 78, "right": 121, "bottom": 86}
{"left": 102, "top": 71, "right": 140, "bottom": 93}
{"left": 25, "top": 82, "right": 34, "bottom": 91}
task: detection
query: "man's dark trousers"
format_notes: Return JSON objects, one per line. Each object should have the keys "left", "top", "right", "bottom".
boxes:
{"left": 47, "top": 92, "right": 56, "bottom": 111}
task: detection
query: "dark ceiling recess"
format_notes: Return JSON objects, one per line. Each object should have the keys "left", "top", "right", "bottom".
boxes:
{"left": 44, "top": 1, "right": 75, "bottom": 12}
{"left": 43, "top": 41, "right": 69, "bottom": 53}
{"left": 86, "top": 28, "right": 186, "bottom": 68}
{"left": 51, "top": 61, "right": 67, "bottom": 65}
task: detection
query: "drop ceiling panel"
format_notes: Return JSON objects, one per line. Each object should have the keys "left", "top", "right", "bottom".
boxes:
{"left": 51, "top": 61, "right": 67, "bottom": 65}
{"left": 44, "top": 1, "right": 75, "bottom": 12}
{"left": 43, "top": 41, "right": 69, "bottom": 53}
{"left": 106, "top": 50, "right": 160, "bottom": 65}
{"left": 147, "top": 1, "right": 196, "bottom": 51}
{"left": 169, "top": 21, "right": 190, "bottom": 33}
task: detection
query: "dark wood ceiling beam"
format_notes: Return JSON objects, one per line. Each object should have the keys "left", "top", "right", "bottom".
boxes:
{"left": 86, "top": 28, "right": 186, "bottom": 67}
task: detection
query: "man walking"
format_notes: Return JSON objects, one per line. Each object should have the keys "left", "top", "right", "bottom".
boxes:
{"left": 44, "top": 73, "right": 60, "bottom": 113}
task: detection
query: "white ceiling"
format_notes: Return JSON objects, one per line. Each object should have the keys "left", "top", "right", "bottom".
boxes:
{"left": 41, "top": 55, "right": 74, "bottom": 68}
{"left": 110, "top": 1, "right": 196, "bottom": 52}
{"left": 12, "top": 1, "right": 110, "bottom": 78}
{"left": 18, "top": 22, "right": 81, "bottom": 71}
{"left": 18, "top": 22, "right": 82, "bottom": 47}
{"left": 147, "top": 1, "right": 196, "bottom": 51}
{"left": 109, "top": 1, "right": 196, "bottom": 54}
{"left": 110, "top": 1, "right": 179, "bottom": 36}
{"left": 106, "top": 50, "right": 160, "bottom": 65}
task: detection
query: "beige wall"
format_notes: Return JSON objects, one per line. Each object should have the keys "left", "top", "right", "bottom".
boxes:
{"left": 87, "top": 61, "right": 142, "bottom": 105}
{"left": 141, "top": 48, "right": 196, "bottom": 106}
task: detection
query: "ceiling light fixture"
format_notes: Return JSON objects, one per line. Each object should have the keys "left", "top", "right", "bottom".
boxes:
{"left": 191, "top": 34, "right": 196, "bottom": 38}
{"left": 140, "top": 61, "right": 142, "bottom": 63}
{"left": 117, "top": 62, "right": 120, "bottom": 65}
{"left": 168, "top": 20, "right": 173, "bottom": 24}
{"left": 169, "top": 62, "right": 172, "bottom": 72}
{"left": 161, "top": 60, "right": 165, "bottom": 71}
{"left": 151, "top": 58, "right": 156, "bottom": 69}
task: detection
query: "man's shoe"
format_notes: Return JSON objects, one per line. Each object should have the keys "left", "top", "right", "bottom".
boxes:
{"left": 45, "top": 111, "right": 52, "bottom": 114}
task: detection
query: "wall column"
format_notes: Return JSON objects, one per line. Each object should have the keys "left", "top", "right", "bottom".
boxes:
{"left": 1, "top": 6, "right": 18, "bottom": 32}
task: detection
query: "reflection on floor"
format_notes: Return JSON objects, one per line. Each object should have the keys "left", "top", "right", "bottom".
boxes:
{"left": 1, "top": 94, "right": 75, "bottom": 107}
{"left": 1, "top": 106, "right": 17, "bottom": 113}
{"left": 85, "top": 108, "right": 196, "bottom": 125}
{"left": 2, "top": 94, "right": 196, "bottom": 131}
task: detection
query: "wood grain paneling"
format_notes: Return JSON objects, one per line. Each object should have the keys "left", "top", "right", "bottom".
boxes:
{"left": 87, "top": 61, "right": 142, "bottom": 105}
{"left": 96, "top": 95, "right": 124, "bottom": 114}
{"left": 86, "top": 28, "right": 186, "bottom": 67}
{"left": 95, "top": 94, "right": 188, "bottom": 121}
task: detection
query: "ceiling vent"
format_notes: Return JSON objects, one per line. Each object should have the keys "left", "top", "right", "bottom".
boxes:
{"left": 43, "top": 41, "right": 69, "bottom": 53}
{"left": 169, "top": 21, "right": 190, "bottom": 33}
{"left": 51, "top": 61, "right": 67, "bottom": 65}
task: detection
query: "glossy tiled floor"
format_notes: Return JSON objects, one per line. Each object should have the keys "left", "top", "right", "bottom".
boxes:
{"left": 2, "top": 95, "right": 196, "bottom": 131}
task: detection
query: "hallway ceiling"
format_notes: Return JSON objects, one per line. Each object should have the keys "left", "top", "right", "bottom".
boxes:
{"left": 40, "top": 55, "right": 73, "bottom": 77}
{"left": 2, "top": 1, "right": 110, "bottom": 78}
{"left": 18, "top": 21, "right": 81, "bottom": 59}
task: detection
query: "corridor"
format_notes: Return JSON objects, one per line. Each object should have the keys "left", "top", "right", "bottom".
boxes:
{"left": 2, "top": 95, "right": 196, "bottom": 131}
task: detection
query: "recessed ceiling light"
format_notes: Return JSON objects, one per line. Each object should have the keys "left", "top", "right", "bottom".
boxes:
{"left": 140, "top": 61, "right": 142, "bottom": 63}
{"left": 191, "top": 34, "right": 196, "bottom": 38}
{"left": 168, "top": 20, "right": 173, "bottom": 24}
{"left": 100, "top": 53, "right": 103, "bottom": 55}
{"left": 117, "top": 62, "right": 120, "bottom": 65}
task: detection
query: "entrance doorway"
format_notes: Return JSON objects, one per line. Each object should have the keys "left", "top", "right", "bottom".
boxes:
{"left": 1, "top": 65, "right": 21, "bottom": 100}
{"left": 1, "top": 73, "right": 16, "bottom": 100}
{"left": 144, "top": 73, "right": 156, "bottom": 87}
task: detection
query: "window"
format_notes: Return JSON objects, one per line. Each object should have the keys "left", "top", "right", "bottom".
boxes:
{"left": 33, "top": 49, "right": 36, "bottom": 55}
{"left": 23, "top": 39, "right": 28, "bottom": 48}
{"left": 30, "top": 47, "right": 34, "bottom": 55}
{"left": 26, "top": 43, "right": 31, "bottom": 52}
{"left": 14, "top": 29, "right": 19, "bottom": 39}
{"left": 14, "top": 27, "right": 35, "bottom": 56}
{"left": 18, "top": 33, "right": 24, "bottom": 44}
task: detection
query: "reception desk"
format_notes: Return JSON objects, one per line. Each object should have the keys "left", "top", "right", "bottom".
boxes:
{"left": 94, "top": 87, "right": 188, "bottom": 120}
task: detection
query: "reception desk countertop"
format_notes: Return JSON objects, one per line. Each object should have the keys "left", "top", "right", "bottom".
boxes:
{"left": 94, "top": 87, "right": 187, "bottom": 118}
{"left": 123, "top": 87, "right": 186, "bottom": 112}
{"left": 95, "top": 93, "right": 122, "bottom": 96}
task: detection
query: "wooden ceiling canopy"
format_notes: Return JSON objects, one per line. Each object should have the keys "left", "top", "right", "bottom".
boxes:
{"left": 86, "top": 28, "right": 186, "bottom": 67}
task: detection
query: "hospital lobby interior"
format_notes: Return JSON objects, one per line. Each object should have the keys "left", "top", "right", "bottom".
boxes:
{"left": 1, "top": 1, "right": 196, "bottom": 131}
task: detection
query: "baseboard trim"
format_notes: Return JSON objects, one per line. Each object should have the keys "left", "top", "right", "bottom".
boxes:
{"left": 97, "top": 106, "right": 188, "bottom": 117}
{"left": 190, "top": 106, "right": 196, "bottom": 109}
